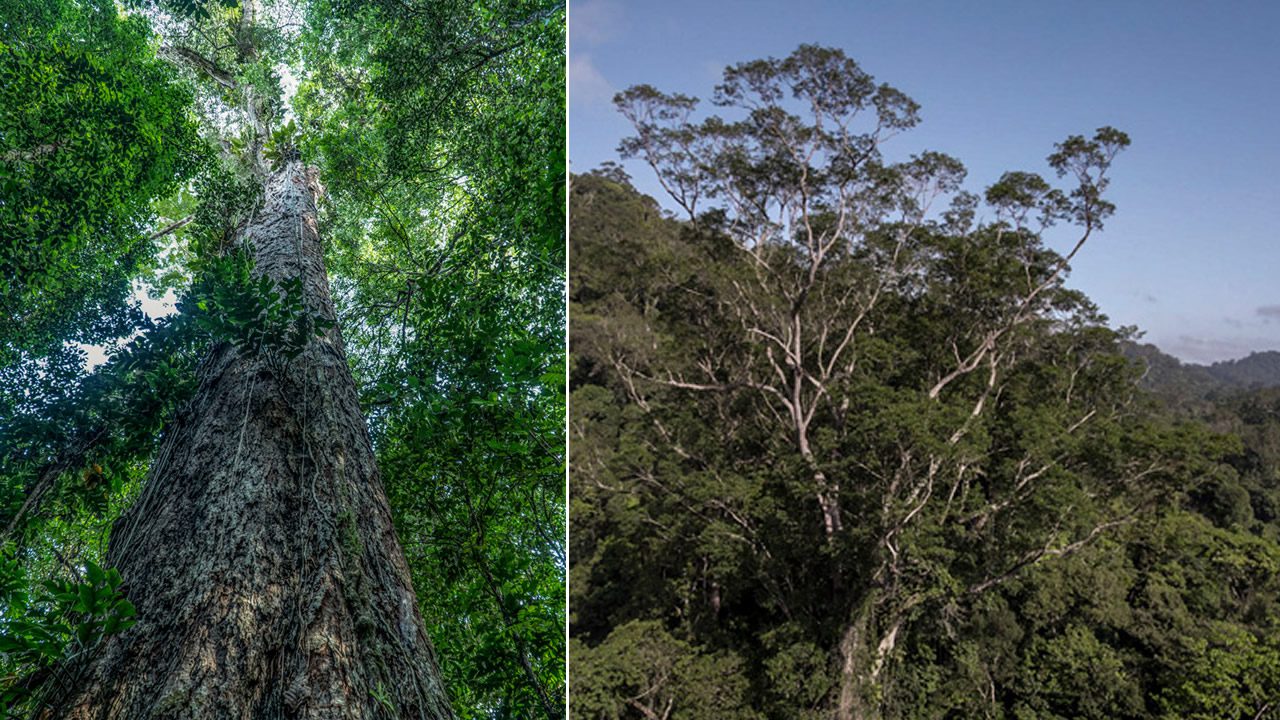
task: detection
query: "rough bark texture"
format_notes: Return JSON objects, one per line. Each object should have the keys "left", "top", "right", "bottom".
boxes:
{"left": 46, "top": 162, "right": 454, "bottom": 720}
{"left": 836, "top": 594, "right": 899, "bottom": 720}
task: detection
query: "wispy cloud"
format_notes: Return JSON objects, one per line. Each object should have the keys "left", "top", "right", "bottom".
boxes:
{"left": 571, "top": 0, "right": 622, "bottom": 47}
{"left": 702, "top": 59, "right": 727, "bottom": 83}
{"left": 1257, "top": 304, "right": 1280, "bottom": 321}
{"left": 1167, "top": 333, "right": 1275, "bottom": 364}
{"left": 569, "top": 53, "right": 614, "bottom": 112}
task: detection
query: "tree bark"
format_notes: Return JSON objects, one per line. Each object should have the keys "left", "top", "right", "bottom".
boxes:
{"left": 835, "top": 594, "right": 899, "bottom": 720}
{"left": 45, "top": 162, "right": 455, "bottom": 720}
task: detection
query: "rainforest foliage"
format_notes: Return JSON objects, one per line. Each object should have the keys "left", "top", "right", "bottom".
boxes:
{"left": 569, "top": 46, "right": 1280, "bottom": 720}
{"left": 0, "top": 0, "right": 564, "bottom": 716}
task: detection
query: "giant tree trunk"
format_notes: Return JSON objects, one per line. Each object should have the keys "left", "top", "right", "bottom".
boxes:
{"left": 46, "top": 162, "right": 454, "bottom": 719}
{"left": 835, "top": 593, "right": 901, "bottom": 720}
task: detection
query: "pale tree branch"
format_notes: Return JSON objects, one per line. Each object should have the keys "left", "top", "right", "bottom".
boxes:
{"left": 160, "top": 45, "right": 237, "bottom": 89}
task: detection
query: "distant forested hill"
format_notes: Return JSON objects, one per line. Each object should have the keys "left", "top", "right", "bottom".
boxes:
{"left": 1207, "top": 351, "right": 1280, "bottom": 387}
{"left": 1125, "top": 343, "right": 1280, "bottom": 403}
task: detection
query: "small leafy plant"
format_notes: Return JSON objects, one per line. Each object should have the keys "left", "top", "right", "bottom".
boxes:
{"left": 0, "top": 551, "right": 136, "bottom": 708}
{"left": 264, "top": 118, "right": 301, "bottom": 170}
{"left": 184, "top": 251, "right": 333, "bottom": 369}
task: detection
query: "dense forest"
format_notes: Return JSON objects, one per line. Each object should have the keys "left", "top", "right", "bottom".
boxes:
{"left": 569, "top": 46, "right": 1280, "bottom": 720}
{"left": 0, "top": 0, "right": 564, "bottom": 717}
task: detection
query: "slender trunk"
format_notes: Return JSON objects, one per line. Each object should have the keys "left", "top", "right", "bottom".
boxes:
{"left": 797, "top": 424, "right": 841, "bottom": 541}
{"left": 45, "top": 162, "right": 454, "bottom": 720}
{"left": 815, "top": 469, "right": 842, "bottom": 540}
{"left": 474, "top": 554, "right": 559, "bottom": 720}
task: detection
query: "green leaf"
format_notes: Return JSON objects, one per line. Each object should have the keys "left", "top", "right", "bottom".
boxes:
{"left": 85, "top": 561, "right": 105, "bottom": 586}
{"left": 114, "top": 599, "right": 136, "bottom": 618}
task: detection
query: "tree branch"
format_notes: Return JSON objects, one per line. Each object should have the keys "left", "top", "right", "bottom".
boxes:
{"left": 147, "top": 214, "right": 195, "bottom": 242}
{"left": 160, "top": 45, "right": 236, "bottom": 89}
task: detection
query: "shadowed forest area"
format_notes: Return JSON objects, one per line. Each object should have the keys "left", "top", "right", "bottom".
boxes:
{"left": 0, "top": 0, "right": 564, "bottom": 717}
{"left": 568, "top": 46, "right": 1280, "bottom": 720}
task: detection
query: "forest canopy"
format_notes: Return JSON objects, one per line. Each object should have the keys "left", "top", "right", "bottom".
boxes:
{"left": 0, "top": 0, "right": 564, "bottom": 717}
{"left": 569, "top": 46, "right": 1280, "bottom": 720}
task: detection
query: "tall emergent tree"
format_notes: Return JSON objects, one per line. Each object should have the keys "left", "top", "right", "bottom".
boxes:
{"left": 570, "top": 46, "right": 1227, "bottom": 720}
{"left": 1, "top": 0, "right": 564, "bottom": 717}
{"left": 52, "top": 158, "right": 455, "bottom": 719}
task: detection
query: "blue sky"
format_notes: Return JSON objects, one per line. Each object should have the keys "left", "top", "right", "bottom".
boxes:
{"left": 570, "top": 0, "right": 1280, "bottom": 363}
